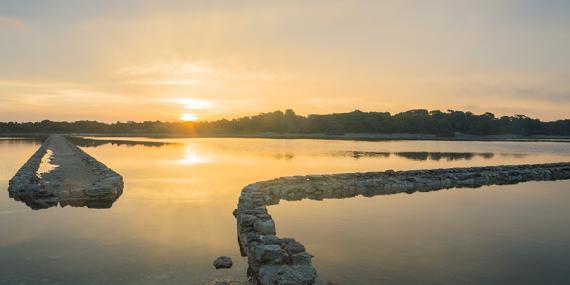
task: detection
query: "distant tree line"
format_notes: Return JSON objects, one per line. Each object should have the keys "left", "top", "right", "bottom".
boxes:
{"left": 2, "top": 109, "right": 570, "bottom": 136}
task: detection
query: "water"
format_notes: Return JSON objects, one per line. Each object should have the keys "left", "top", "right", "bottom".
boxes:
{"left": 1, "top": 137, "right": 570, "bottom": 284}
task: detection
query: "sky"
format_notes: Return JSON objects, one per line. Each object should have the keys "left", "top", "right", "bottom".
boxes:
{"left": 0, "top": 0, "right": 569, "bottom": 122}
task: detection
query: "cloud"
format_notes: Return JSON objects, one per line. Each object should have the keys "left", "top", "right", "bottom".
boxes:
{"left": 142, "top": 79, "right": 205, "bottom": 86}
{"left": 115, "top": 61, "right": 277, "bottom": 93}
{"left": 0, "top": 80, "right": 75, "bottom": 88}
{"left": 0, "top": 1, "right": 569, "bottom": 121}
{"left": 0, "top": 16, "right": 24, "bottom": 29}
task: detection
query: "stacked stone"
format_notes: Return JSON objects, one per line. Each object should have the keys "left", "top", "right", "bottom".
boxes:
{"left": 251, "top": 163, "right": 570, "bottom": 203}
{"left": 235, "top": 184, "right": 317, "bottom": 285}
{"left": 7, "top": 135, "right": 124, "bottom": 209}
{"left": 235, "top": 162, "right": 570, "bottom": 284}
{"left": 8, "top": 135, "right": 52, "bottom": 197}
{"left": 61, "top": 136, "right": 124, "bottom": 199}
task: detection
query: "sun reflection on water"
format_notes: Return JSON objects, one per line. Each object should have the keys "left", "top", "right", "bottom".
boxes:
{"left": 178, "top": 144, "right": 209, "bottom": 165}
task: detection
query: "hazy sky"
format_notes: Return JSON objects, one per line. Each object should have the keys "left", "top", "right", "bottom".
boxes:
{"left": 1, "top": 0, "right": 569, "bottom": 122}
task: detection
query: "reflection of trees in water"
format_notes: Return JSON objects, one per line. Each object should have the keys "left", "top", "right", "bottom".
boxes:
{"left": 66, "top": 137, "right": 531, "bottom": 162}
{"left": 67, "top": 137, "right": 171, "bottom": 148}
{"left": 271, "top": 152, "right": 295, "bottom": 160}
{"left": 331, "top": 151, "right": 528, "bottom": 161}
{"left": 499, "top": 153, "right": 528, "bottom": 159}
{"left": 348, "top": 151, "right": 391, "bottom": 159}
{"left": 0, "top": 137, "right": 45, "bottom": 145}
{"left": 395, "top": 152, "right": 491, "bottom": 161}
{"left": 266, "top": 151, "right": 530, "bottom": 161}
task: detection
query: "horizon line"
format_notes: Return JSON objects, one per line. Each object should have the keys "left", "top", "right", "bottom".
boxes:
{"left": 2, "top": 108, "right": 569, "bottom": 124}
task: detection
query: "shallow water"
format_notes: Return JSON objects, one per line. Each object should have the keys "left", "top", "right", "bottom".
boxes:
{"left": 1, "top": 137, "right": 570, "bottom": 284}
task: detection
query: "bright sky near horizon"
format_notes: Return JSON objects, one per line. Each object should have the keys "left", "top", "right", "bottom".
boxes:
{"left": 0, "top": 0, "right": 569, "bottom": 122}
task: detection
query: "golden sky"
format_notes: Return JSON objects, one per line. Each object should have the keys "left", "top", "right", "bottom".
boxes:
{"left": 0, "top": 0, "right": 569, "bottom": 122}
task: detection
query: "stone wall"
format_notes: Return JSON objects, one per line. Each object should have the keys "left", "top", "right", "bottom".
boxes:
{"left": 8, "top": 135, "right": 124, "bottom": 209}
{"left": 235, "top": 162, "right": 570, "bottom": 284}
{"left": 8, "top": 136, "right": 52, "bottom": 193}
{"left": 60, "top": 135, "right": 124, "bottom": 200}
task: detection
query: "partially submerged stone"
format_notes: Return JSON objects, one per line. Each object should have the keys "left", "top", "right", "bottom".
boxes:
{"left": 213, "top": 256, "right": 233, "bottom": 269}
{"left": 206, "top": 280, "right": 238, "bottom": 285}
{"left": 7, "top": 135, "right": 124, "bottom": 210}
{"left": 258, "top": 265, "right": 317, "bottom": 285}
{"left": 234, "top": 161, "right": 570, "bottom": 284}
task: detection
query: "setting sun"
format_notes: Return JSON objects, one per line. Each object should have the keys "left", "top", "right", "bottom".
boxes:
{"left": 2, "top": 1, "right": 570, "bottom": 284}
{"left": 180, "top": 113, "right": 198, "bottom": 122}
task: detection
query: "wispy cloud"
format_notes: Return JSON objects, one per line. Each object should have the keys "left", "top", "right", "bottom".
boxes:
{"left": 0, "top": 16, "right": 25, "bottom": 29}
{"left": 118, "top": 61, "right": 276, "bottom": 87}
{"left": 142, "top": 79, "right": 205, "bottom": 86}
{"left": 0, "top": 80, "right": 74, "bottom": 88}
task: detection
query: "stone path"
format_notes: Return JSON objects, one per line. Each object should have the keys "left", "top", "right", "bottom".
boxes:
{"left": 235, "top": 162, "right": 570, "bottom": 284}
{"left": 8, "top": 135, "right": 123, "bottom": 209}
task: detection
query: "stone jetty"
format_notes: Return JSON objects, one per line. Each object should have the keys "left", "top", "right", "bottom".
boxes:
{"left": 8, "top": 135, "right": 124, "bottom": 210}
{"left": 235, "top": 162, "right": 570, "bottom": 284}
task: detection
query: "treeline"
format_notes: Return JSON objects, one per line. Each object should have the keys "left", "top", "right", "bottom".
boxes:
{"left": 2, "top": 109, "right": 570, "bottom": 136}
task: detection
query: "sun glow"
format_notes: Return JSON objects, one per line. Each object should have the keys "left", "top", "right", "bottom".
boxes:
{"left": 178, "top": 144, "right": 209, "bottom": 165}
{"left": 180, "top": 113, "right": 198, "bottom": 121}
{"left": 178, "top": 98, "right": 212, "bottom": 110}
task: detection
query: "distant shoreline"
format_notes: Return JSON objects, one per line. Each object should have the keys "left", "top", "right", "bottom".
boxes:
{"left": 2, "top": 132, "right": 570, "bottom": 143}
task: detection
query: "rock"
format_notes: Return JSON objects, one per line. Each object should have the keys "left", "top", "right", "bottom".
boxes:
{"left": 290, "top": 252, "right": 313, "bottom": 266}
{"left": 236, "top": 162, "right": 570, "bottom": 284}
{"left": 283, "top": 240, "right": 305, "bottom": 255}
{"left": 253, "top": 219, "right": 276, "bottom": 235}
{"left": 239, "top": 214, "right": 258, "bottom": 229}
{"left": 213, "top": 256, "right": 233, "bottom": 269}
{"left": 207, "top": 281, "right": 234, "bottom": 285}
{"left": 8, "top": 135, "right": 123, "bottom": 210}
{"left": 254, "top": 244, "right": 288, "bottom": 265}
{"left": 259, "top": 265, "right": 317, "bottom": 285}
{"left": 207, "top": 280, "right": 236, "bottom": 285}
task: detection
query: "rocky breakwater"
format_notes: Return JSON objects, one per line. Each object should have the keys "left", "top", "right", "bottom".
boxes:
{"left": 235, "top": 162, "right": 570, "bottom": 284}
{"left": 8, "top": 135, "right": 124, "bottom": 210}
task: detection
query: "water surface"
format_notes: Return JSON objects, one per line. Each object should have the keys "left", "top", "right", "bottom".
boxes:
{"left": 1, "top": 137, "right": 570, "bottom": 284}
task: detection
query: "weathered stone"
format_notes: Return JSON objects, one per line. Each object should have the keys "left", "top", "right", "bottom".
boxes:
{"left": 254, "top": 244, "right": 288, "bottom": 265}
{"left": 8, "top": 135, "right": 123, "bottom": 210}
{"left": 236, "top": 161, "right": 570, "bottom": 284}
{"left": 238, "top": 214, "right": 258, "bottom": 228}
{"left": 290, "top": 252, "right": 313, "bottom": 266}
{"left": 254, "top": 219, "right": 276, "bottom": 235}
{"left": 258, "top": 265, "right": 317, "bottom": 285}
{"left": 213, "top": 256, "right": 233, "bottom": 269}
{"left": 207, "top": 280, "right": 236, "bottom": 285}
{"left": 283, "top": 240, "right": 305, "bottom": 255}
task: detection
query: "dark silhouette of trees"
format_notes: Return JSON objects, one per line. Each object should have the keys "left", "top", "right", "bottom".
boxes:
{"left": 2, "top": 109, "right": 570, "bottom": 136}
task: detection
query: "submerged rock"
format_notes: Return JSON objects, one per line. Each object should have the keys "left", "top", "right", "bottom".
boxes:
{"left": 213, "top": 256, "right": 233, "bottom": 269}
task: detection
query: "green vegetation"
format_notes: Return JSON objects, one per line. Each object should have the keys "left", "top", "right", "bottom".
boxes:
{"left": 2, "top": 109, "right": 570, "bottom": 136}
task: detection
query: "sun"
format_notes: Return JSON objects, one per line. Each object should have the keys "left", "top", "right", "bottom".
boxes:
{"left": 180, "top": 113, "right": 198, "bottom": 121}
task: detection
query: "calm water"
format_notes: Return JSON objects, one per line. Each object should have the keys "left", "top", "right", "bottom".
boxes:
{"left": 1, "top": 137, "right": 570, "bottom": 284}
